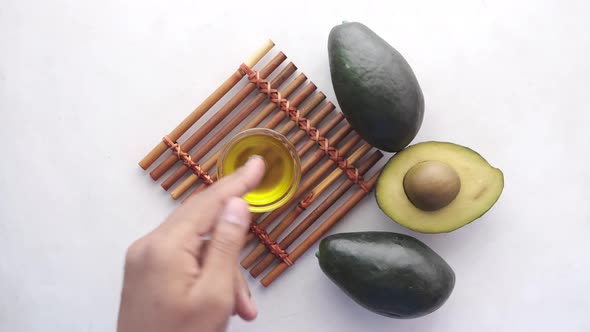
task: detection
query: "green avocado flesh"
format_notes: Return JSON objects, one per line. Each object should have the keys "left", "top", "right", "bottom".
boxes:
{"left": 328, "top": 21, "right": 424, "bottom": 152}
{"left": 317, "top": 232, "right": 455, "bottom": 319}
{"left": 376, "top": 141, "right": 504, "bottom": 233}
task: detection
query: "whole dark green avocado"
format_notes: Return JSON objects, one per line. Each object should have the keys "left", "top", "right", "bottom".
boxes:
{"left": 317, "top": 232, "right": 455, "bottom": 319}
{"left": 328, "top": 22, "right": 424, "bottom": 152}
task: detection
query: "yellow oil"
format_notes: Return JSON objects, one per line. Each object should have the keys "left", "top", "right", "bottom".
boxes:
{"left": 222, "top": 133, "right": 296, "bottom": 208}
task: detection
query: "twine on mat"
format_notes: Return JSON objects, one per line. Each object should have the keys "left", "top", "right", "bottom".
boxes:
{"left": 249, "top": 222, "right": 294, "bottom": 266}
{"left": 162, "top": 136, "right": 214, "bottom": 185}
{"left": 239, "top": 63, "right": 370, "bottom": 193}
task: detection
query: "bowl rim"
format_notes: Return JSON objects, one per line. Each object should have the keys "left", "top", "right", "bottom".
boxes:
{"left": 216, "top": 128, "right": 301, "bottom": 212}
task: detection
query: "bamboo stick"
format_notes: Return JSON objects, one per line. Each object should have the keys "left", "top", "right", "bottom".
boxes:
{"left": 260, "top": 170, "right": 381, "bottom": 287}
{"left": 241, "top": 142, "right": 372, "bottom": 268}
{"left": 139, "top": 40, "right": 274, "bottom": 169}
{"left": 159, "top": 63, "right": 297, "bottom": 189}
{"left": 250, "top": 151, "right": 382, "bottom": 277}
{"left": 150, "top": 52, "right": 286, "bottom": 180}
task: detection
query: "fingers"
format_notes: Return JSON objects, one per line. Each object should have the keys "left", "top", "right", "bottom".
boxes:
{"left": 208, "top": 155, "right": 266, "bottom": 202}
{"left": 199, "top": 240, "right": 258, "bottom": 321}
{"left": 165, "top": 155, "right": 266, "bottom": 237}
{"left": 235, "top": 270, "right": 257, "bottom": 321}
{"left": 200, "top": 197, "right": 251, "bottom": 290}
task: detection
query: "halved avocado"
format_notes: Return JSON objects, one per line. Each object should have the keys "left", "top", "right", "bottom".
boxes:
{"left": 376, "top": 141, "right": 504, "bottom": 233}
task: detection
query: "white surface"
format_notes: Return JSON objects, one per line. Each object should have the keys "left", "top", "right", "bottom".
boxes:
{"left": 1, "top": 0, "right": 589, "bottom": 331}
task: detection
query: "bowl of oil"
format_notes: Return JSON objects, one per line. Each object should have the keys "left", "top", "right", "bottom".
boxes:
{"left": 217, "top": 128, "right": 301, "bottom": 212}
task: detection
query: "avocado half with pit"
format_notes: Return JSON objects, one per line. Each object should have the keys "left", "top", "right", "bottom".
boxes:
{"left": 376, "top": 141, "right": 504, "bottom": 233}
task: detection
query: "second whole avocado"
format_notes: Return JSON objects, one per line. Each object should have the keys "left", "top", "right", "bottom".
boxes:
{"left": 317, "top": 232, "right": 455, "bottom": 318}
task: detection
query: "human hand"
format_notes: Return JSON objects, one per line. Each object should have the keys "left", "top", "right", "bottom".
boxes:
{"left": 117, "top": 156, "right": 266, "bottom": 332}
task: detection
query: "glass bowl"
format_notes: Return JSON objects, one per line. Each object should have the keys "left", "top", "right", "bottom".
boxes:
{"left": 217, "top": 128, "right": 301, "bottom": 212}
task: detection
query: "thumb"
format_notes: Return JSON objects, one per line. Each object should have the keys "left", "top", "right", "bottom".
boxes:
{"left": 202, "top": 197, "right": 251, "bottom": 285}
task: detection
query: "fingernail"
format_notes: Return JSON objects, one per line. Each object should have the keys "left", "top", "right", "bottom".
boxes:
{"left": 248, "top": 154, "right": 263, "bottom": 162}
{"left": 246, "top": 154, "right": 264, "bottom": 168}
{"left": 221, "top": 197, "right": 250, "bottom": 226}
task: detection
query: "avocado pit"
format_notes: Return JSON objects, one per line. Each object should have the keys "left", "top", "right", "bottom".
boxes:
{"left": 403, "top": 160, "right": 461, "bottom": 211}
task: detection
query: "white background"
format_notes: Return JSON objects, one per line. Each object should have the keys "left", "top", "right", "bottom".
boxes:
{"left": 1, "top": 0, "right": 589, "bottom": 331}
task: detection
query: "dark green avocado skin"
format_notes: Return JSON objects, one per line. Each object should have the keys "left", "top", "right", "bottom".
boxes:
{"left": 328, "top": 22, "right": 424, "bottom": 152}
{"left": 317, "top": 232, "right": 455, "bottom": 319}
